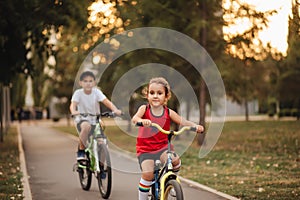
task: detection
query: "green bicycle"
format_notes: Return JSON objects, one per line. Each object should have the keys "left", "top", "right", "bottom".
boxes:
{"left": 73, "top": 112, "right": 116, "bottom": 199}
{"left": 136, "top": 122, "right": 197, "bottom": 200}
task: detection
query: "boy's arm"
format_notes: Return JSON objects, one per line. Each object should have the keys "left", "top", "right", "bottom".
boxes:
{"left": 69, "top": 101, "right": 79, "bottom": 115}
{"left": 101, "top": 98, "right": 122, "bottom": 115}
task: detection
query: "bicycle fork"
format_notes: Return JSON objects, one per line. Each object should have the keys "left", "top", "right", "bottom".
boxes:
{"left": 159, "top": 171, "right": 180, "bottom": 199}
{"left": 159, "top": 150, "right": 180, "bottom": 199}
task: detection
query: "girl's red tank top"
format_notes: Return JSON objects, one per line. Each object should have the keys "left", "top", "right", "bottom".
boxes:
{"left": 136, "top": 104, "right": 171, "bottom": 156}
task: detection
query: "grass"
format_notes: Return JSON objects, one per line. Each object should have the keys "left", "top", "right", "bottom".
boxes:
{"left": 2, "top": 119, "right": 297, "bottom": 199}
{"left": 0, "top": 125, "right": 23, "bottom": 200}
{"left": 52, "top": 120, "right": 300, "bottom": 199}
{"left": 181, "top": 121, "right": 300, "bottom": 200}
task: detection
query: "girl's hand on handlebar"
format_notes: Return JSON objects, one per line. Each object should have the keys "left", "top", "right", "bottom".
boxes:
{"left": 139, "top": 119, "right": 152, "bottom": 127}
{"left": 195, "top": 125, "right": 204, "bottom": 134}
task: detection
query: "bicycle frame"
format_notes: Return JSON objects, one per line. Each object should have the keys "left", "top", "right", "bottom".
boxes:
{"left": 77, "top": 121, "right": 106, "bottom": 173}
{"left": 88, "top": 125, "right": 102, "bottom": 169}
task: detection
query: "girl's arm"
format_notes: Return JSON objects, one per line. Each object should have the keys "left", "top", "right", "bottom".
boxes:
{"left": 169, "top": 109, "right": 204, "bottom": 133}
{"left": 131, "top": 105, "right": 151, "bottom": 126}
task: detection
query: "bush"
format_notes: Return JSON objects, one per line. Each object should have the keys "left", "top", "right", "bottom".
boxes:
{"left": 278, "top": 109, "right": 290, "bottom": 117}
{"left": 291, "top": 108, "right": 299, "bottom": 117}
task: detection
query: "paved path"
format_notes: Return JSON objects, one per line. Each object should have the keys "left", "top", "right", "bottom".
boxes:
{"left": 20, "top": 121, "right": 237, "bottom": 200}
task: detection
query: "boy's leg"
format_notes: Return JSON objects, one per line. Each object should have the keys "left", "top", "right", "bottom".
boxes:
{"left": 77, "top": 121, "right": 91, "bottom": 160}
{"left": 78, "top": 121, "right": 91, "bottom": 149}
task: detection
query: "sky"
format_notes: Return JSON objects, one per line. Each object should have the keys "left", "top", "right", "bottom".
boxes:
{"left": 245, "top": 0, "right": 293, "bottom": 54}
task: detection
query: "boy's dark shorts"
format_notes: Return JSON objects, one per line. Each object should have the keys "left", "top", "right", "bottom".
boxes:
{"left": 76, "top": 120, "right": 95, "bottom": 135}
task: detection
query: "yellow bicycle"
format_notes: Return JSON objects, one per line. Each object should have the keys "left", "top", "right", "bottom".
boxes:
{"left": 136, "top": 122, "right": 197, "bottom": 200}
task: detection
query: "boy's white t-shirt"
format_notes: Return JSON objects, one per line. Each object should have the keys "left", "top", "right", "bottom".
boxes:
{"left": 71, "top": 87, "right": 106, "bottom": 116}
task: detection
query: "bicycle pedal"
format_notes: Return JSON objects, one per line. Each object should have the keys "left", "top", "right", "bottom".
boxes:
{"left": 72, "top": 163, "right": 78, "bottom": 172}
{"left": 78, "top": 160, "right": 88, "bottom": 166}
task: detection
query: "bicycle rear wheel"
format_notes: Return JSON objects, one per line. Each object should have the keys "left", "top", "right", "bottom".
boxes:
{"left": 77, "top": 160, "right": 92, "bottom": 190}
{"left": 164, "top": 179, "right": 184, "bottom": 200}
{"left": 97, "top": 143, "right": 112, "bottom": 199}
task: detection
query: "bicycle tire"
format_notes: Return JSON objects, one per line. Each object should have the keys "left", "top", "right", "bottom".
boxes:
{"left": 164, "top": 179, "right": 184, "bottom": 200}
{"left": 149, "top": 185, "right": 156, "bottom": 200}
{"left": 77, "top": 161, "right": 92, "bottom": 190}
{"left": 97, "top": 143, "right": 112, "bottom": 199}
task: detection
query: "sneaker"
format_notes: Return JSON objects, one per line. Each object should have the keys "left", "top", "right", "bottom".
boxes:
{"left": 100, "top": 171, "right": 106, "bottom": 179}
{"left": 77, "top": 150, "right": 86, "bottom": 161}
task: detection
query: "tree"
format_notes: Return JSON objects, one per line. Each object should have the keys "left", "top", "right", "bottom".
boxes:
{"left": 115, "top": 0, "right": 225, "bottom": 145}
{"left": 223, "top": 0, "right": 276, "bottom": 121}
{"left": 276, "top": 0, "right": 300, "bottom": 119}
{"left": 0, "top": 0, "right": 27, "bottom": 85}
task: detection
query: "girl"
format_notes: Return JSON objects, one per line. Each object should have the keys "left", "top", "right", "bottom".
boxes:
{"left": 132, "top": 77, "right": 204, "bottom": 200}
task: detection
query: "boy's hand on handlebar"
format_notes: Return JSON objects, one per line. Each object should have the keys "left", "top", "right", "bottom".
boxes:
{"left": 114, "top": 109, "right": 123, "bottom": 116}
{"left": 71, "top": 112, "right": 81, "bottom": 123}
{"left": 71, "top": 111, "right": 80, "bottom": 117}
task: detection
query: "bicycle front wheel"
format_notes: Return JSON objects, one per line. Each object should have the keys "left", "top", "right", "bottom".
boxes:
{"left": 77, "top": 161, "right": 92, "bottom": 190}
{"left": 97, "top": 143, "right": 112, "bottom": 199}
{"left": 164, "top": 179, "right": 184, "bottom": 200}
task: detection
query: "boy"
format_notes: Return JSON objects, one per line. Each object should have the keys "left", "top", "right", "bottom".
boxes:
{"left": 70, "top": 71, "right": 122, "bottom": 160}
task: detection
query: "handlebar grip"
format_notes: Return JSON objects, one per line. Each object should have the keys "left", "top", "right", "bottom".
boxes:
{"left": 190, "top": 127, "right": 197, "bottom": 132}
{"left": 136, "top": 122, "right": 143, "bottom": 127}
{"left": 71, "top": 114, "right": 80, "bottom": 118}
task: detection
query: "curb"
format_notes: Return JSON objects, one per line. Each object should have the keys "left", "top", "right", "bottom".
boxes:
{"left": 179, "top": 177, "right": 239, "bottom": 200}
{"left": 17, "top": 123, "right": 33, "bottom": 200}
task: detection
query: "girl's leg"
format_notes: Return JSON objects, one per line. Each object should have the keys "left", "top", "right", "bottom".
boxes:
{"left": 139, "top": 160, "right": 154, "bottom": 200}
{"left": 160, "top": 151, "right": 181, "bottom": 172}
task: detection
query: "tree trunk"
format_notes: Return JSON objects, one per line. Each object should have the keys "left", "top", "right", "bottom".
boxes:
{"left": 0, "top": 84, "right": 3, "bottom": 142}
{"left": 245, "top": 98, "right": 249, "bottom": 121}
{"left": 198, "top": 78, "right": 206, "bottom": 145}
{"left": 197, "top": 2, "right": 207, "bottom": 146}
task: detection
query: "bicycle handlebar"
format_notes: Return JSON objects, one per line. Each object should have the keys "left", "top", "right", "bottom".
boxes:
{"left": 135, "top": 122, "right": 197, "bottom": 135}
{"left": 71, "top": 112, "right": 120, "bottom": 118}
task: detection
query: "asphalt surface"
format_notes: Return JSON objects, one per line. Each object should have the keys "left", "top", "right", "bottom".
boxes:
{"left": 19, "top": 120, "right": 238, "bottom": 200}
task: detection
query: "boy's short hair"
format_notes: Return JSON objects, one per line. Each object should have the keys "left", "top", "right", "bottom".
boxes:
{"left": 80, "top": 71, "right": 96, "bottom": 81}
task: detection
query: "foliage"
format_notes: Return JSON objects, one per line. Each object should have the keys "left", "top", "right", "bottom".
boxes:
{"left": 223, "top": 0, "right": 278, "bottom": 60}
{"left": 277, "top": 1, "right": 300, "bottom": 110}
{"left": 2, "top": 0, "right": 298, "bottom": 123}
{"left": 0, "top": 127, "right": 23, "bottom": 199}
{"left": 0, "top": 0, "right": 92, "bottom": 109}
{"left": 222, "top": 0, "right": 279, "bottom": 120}
{"left": 0, "top": 0, "right": 27, "bottom": 85}
{"left": 104, "top": 0, "right": 226, "bottom": 129}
